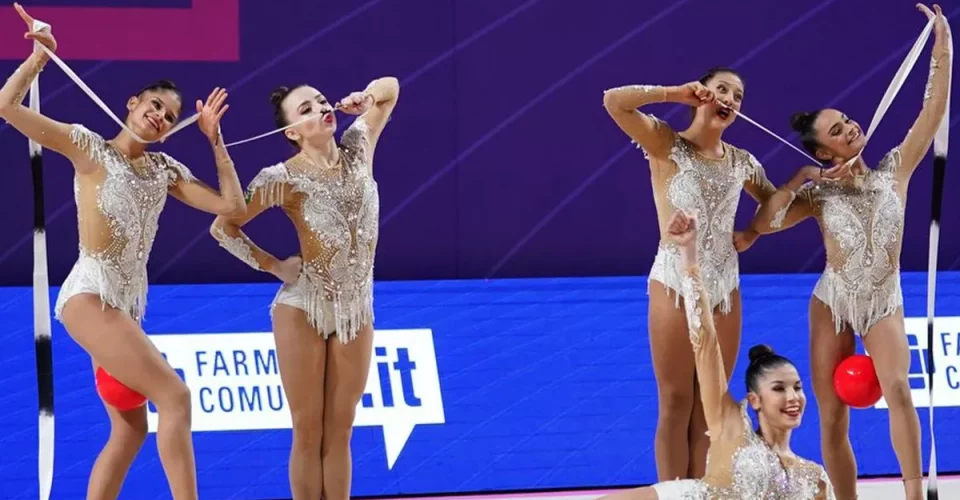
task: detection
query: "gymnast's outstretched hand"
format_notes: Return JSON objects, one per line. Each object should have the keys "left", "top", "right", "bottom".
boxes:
{"left": 197, "top": 87, "right": 230, "bottom": 143}
{"left": 15, "top": 3, "right": 56, "bottom": 54}
{"left": 917, "top": 4, "right": 948, "bottom": 39}
{"left": 666, "top": 210, "right": 698, "bottom": 268}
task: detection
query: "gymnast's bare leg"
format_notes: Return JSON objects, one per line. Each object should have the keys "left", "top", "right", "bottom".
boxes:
{"left": 273, "top": 304, "right": 328, "bottom": 499}
{"left": 85, "top": 363, "right": 149, "bottom": 500}
{"left": 862, "top": 311, "right": 922, "bottom": 500}
{"left": 62, "top": 296, "right": 196, "bottom": 499}
{"left": 808, "top": 298, "right": 858, "bottom": 500}
{"left": 321, "top": 324, "right": 375, "bottom": 500}
{"left": 648, "top": 284, "right": 697, "bottom": 481}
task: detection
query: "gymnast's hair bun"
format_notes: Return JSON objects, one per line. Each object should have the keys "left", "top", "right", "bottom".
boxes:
{"left": 269, "top": 86, "right": 291, "bottom": 107}
{"left": 135, "top": 80, "right": 180, "bottom": 99}
{"left": 790, "top": 112, "right": 815, "bottom": 133}
{"left": 153, "top": 79, "right": 178, "bottom": 89}
{"left": 748, "top": 344, "right": 776, "bottom": 364}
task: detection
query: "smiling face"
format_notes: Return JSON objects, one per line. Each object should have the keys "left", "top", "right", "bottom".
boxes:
{"left": 280, "top": 86, "right": 337, "bottom": 148}
{"left": 697, "top": 71, "right": 744, "bottom": 130}
{"left": 748, "top": 363, "right": 806, "bottom": 430}
{"left": 809, "top": 108, "right": 866, "bottom": 163}
{"left": 125, "top": 89, "right": 181, "bottom": 141}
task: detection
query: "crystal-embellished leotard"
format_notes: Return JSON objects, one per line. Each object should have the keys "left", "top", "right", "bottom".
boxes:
{"left": 648, "top": 264, "right": 834, "bottom": 499}
{"left": 795, "top": 148, "right": 905, "bottom": 336}
{"left": 211, "top": 117, "right": 378, "bottom": 342}
{"left": 651, "top": 403, "right": 833, "bottom": 499}
{"left": 54, "top": 125, "right": 194, "bottom": 323}
{"left": 639, "top": 116, "right": 773, "bottom": 314}
{"left": 748, "top": 28, "right": 951, "bottom": 338}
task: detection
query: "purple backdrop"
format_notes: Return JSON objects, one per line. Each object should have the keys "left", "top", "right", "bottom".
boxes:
{"left": 1, "top": 0, "right": 959, "bottom": 286}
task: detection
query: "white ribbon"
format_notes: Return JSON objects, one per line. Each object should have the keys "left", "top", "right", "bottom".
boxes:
{"left": 717, "top": 16, "right": 941, "bottom": 170}
{"left": 29, "top": 15, "right": 360, "bottom": 151}
{"left": 30, "top": 19, "right": 199, "bottom": 144}
{"left": 842, "top": 16, "right": 938, "bottom": 168}
{"left": 719, "top": 104, "right": 823, "bottom": 165}
{"left": 223, "top": 106, "right": 338, "bottom": 148}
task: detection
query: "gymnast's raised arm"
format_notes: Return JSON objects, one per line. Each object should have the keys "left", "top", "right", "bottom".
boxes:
{"left": 603, "top": 81, "right": 713, "bottom": 160}
{"left": 666, "top": 210, "right": 741, "bottom": 435}
{"left": 898, "top": 4, "right": 952, "bottom": 179}
{"left": 338, "top": 76, "right": 399, "bottom": 167}
{"left": 167, "top": 88, "right": 246, "bottom": 217}
{"left": 0, "top": 4, "right": 89, "bottom": 170}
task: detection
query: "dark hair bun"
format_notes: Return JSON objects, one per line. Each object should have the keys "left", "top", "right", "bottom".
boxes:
{"left": 790, "top": 112, "right": 813, "bottom": 133}
{"left": 269, "top": 86, "right": 290, "bottom": 107}
{"left": 134, "top": 79, "right": 182, "bottom": 101}
{"left": 155, "top": 79, "right": 178, "bottom": 89}
{"left": 748, "top": 344, "right": 775, "bottom": 364}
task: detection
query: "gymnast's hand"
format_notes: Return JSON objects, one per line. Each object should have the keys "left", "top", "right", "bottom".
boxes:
{"left": 197, "top": 87, "right": 230, "bottom": 142}
{"left": 672, "top": 81, "right": 715, "bottom": 107}
{"left": 14, "top": 3, "right": 56, "bottom": 54}
{"left": 917, "top": 4, "right": 948, "bottom": 39}
{"left": 733, "top": 229, "right": 758, "bottom": 253}
{"left": 666, "top": 210, "right": 698, "bottom": 267}
{"left": 337, "top": 91, "right": 374, "bottom": 115}
{"left": 817, "top": 162, "right": 854, "bottom": 182}
{"left": 269, "top": 255, "right": 302, "bottom": 285}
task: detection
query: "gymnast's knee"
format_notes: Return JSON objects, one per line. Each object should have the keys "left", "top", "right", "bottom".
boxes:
{"left": 322, "top": 402, "right": 358, "bottom": 448}
{"left": 879, "top": 376, "right": 914, "bottom": 411}
{"left": 657, "top": 387, "right": 694, "bottom": 423}
{"left": 107, "top": 421, "right": 147, "bottom": 456}
{"left": 818, "top": 401, "right": 850, "bottom": 443}
{"left": 291, "top": 409, "right": 324, "bottom": 450}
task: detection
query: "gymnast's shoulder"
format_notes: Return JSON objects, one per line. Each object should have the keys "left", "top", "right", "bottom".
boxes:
{"left": 247, "top": 162, "right": 291, "bottom": 191}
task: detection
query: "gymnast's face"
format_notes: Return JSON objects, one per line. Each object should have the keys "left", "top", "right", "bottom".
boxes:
{"left": 126, "top": 90, "right": 181, "bottom": 141}
{"left": 281, "top": 86, "right": 337, "bottom": 147}
{"left": 810, "top": 109, "right": 866, "bottom": 163}
{"left": 698, "top": 72, "right": 744, "bottom": 129}
{"left": 750, "top": 364, "right": 806, "bottom": 430}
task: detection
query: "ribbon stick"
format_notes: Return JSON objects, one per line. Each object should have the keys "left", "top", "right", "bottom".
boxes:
{"left": 29, "top": 19, "right": 54, "bottom": 500}
{"left": 925, "top": 17, "right": 952, "bottom": 500}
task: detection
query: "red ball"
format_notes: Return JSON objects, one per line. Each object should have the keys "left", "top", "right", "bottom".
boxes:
{"left": 95, "top": 366, "right": 147, "bottom": 411}
{"left": 833, "top": 354, "right": 883, "bottom": 409}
